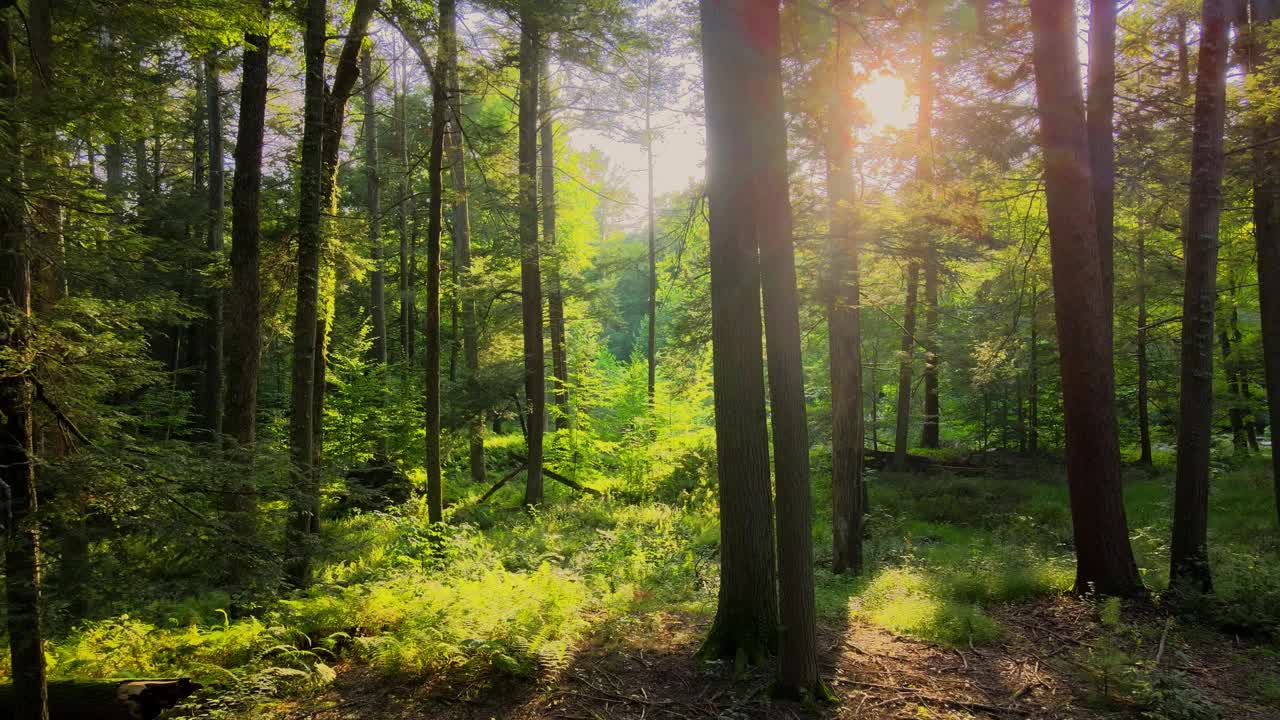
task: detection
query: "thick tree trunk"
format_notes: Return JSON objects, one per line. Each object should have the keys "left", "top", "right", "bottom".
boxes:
{"left": 200, "top": 52, "right": 225, "bottom": 438}
{"left": 518, "top": 17, "right": 546, "bottom": 507}
{"left": 425, "top": 19, "right": 448, "bottom": 524}
{"left": 828, "top": 2, "right": 865, "bottom": 577}
{"left": 1172, "top": 0, "right": 1229, "bottom": 595}
{"left": 363, "top": 48, "right": 387, "bottom": 369}
{"left": 441, "top": 0, "right": 484, "bottom": 484}
{"left": 698, "top": 0, "right": 778, "bottom": 668}
{"left": 221, "top": 10, "right": 268, "bottom": 563}
{"left": 1029, "top": 0, "right": 1143, "bottom": 597}
{"left": 541, "top": 55, "right": 570, "bottom": 429}
{"left": 1136, "top": 234, "right": 1153, "bottom": 465}
{"left": 0, "top": 12, "right": 49, "bottom": 718}
{"left": 750, "top": 0, "right": 821, "bottom": 696}
{"left": 1251, "top": 0, "right": 1280, "bottom": 528}
{"left": 287, "top": 0, "right": 327, "bottom": 588}
{"left": 892, "top": 262, "right": 919, "bottom": 469}
{"left": 1087, "top": 0, "right": 1116, "bottom": 355}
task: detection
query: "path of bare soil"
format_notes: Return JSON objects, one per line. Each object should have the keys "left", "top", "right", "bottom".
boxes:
{"left": 274, "top": 598, "right": 1279, "bottom": 719}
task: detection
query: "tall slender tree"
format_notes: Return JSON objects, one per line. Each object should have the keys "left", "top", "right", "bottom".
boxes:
{"left": 1, "top": 10, "right": 48, "bottom": 717}
{"left": 917, "top": 0, "right": 941, "bottom": 451}
{"left": 518, "top": 11, "right": 546, "bottom": 507}
{"left": 1172, "top": 0, "right": 1230, "bottom": 594}
{"left": 541, "top": 53, "right": 570, "bottom": 429}
{"left": 1251, "top": 0, "right": 1280, "bottom": 526}
{"left": 287, "top": 0, "right": 327, "bottom": 587}
{"left": 201, "top": 51, "right": 225, "bottom": 437}
{"left": 1028, "top": 0, "right": 1143, "bottom": 597}
{"left": 751, "top": 0, "right": 821, "bottom": 695}
{"left": 363, "top": 48, "right": 388, "bottom": 370}
{"left": 828, "top": 0, "right": 865, "bottom": 576}
{"left": 1087, "top": 0, "right": 1116, "bottom": 354}
{"left": 698, "top": 0, "right": 778, "bottom": 666}
{"left": 425, "top": 9, "right": 448, "bottom": 523}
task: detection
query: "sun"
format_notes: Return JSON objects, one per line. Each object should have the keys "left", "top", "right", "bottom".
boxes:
{"left": 857, "top": 72, "right": 913, "bottom": 131}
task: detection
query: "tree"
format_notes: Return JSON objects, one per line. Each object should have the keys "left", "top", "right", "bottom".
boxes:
{"left": 200, "top": 51, "right": 225, "bottom": 437}
{"left": 1087, "top": 0, "right": 1116, "bottom": 354}
{"left": 425, "top": 8, "right": 448, "bottom": 523}
{"left": 518, "top": 11, "right": 546, "bottom": 507}
{"left": 828, "top": 0, "right": 865, "bottom": 576}
{"left": 1172, "top": 0, "right": 1230, "bottom": 594}
{"left": 916, "top": 0, "right": 940, "bottom": 452}
{"left": 541, "top": 52, "right": 570, "bottom": 429}
{"left": 1251, "top": 0, "right": 1280, "bottom": 527}
{"left": 1028, "top": 0, "right": 1143, "bottom": 597}
{"left": 751, "top": 0, "right": 821, "bottom": 696}
{"left": 891, "top": 262, "right": 919, "bottom": 467}
{"left": 1, "top": 9, "right": 49, "bottom": 718}
{"left": 697, "top": 0, "right": 778, "bottom": 666}
{"left": 221, "top": 4, "right": 269, "bottom": 563}
{"left": 287, "top": 0, "right": 327, "bottom": 587}
{"left": 363, "top": 47, "right": 388, "bottom": 371}
{"left": 441, "top": 0, "right": 484, "bottom": 484}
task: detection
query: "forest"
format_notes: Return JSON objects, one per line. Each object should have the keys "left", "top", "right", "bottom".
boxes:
{"left": 0, "top": 0, "right": 1279, "bottom": 717}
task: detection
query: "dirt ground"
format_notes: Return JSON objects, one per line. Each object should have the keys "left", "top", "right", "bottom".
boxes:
{"left": 273, "top": 598, "right": 1279, "bottom": 719}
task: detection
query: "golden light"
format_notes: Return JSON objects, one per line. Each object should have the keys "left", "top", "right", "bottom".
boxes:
{"left": 857, "top": 72, "right": 913, "bottom": 131}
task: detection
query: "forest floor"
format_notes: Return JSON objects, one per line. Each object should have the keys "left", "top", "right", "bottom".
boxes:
{"left": 272, "top": 597, "right": 1279, "bottom": 719}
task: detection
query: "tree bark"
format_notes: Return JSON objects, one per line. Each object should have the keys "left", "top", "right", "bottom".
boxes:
{"left": 541, "top": 53, "right": 570, "bottom": 429}
{"left": 1250, "top": 0, "right": 1280, "bottom": 528}
{"left": 1136, "top": 234, "right": 1153, "bottom": 465}
{"left": 518, "top": 15, "right": 546, "bottom": 507}
{"left": 1, "top": 11, "right": 49, "bottom": 717}
{"left": 1029, "top": 0, "right": 1143, "bottom": 597}
{"left": 921, "top": 244, "right": 940, "bottom": 448}
{"left": 892, "top": 262, "right": 919, "bottom": 469}
{"left": 288, "top": 0, "right": 327, "bottom": 587}
{"left": 1087, "top": 0, "right": 1116, "bottom": 356}
{"left": 697, "top": 0, "right": 779, "bottom": 668}
{"left": 200, "top": 52, "right": 225, "bottom": 438}
{"left": 425, "top": 12, "right": 449, "bottom": 524}
{"left": 750, "top": 0, "right": 821, "bottom": 696}
{"left": 441, "top": 0, "right": 484, "bottom": 484}
{"left": 1172, "top": 0, "right": 1229, "bottom": 595}
{"left": 828, "top": 1, "right": 865, "bottom": 577}
{"left": 646, "top": 65, "right": 658, "bottom": 405}
{"left": 221, "top": 7, "right": 269, "bottom": 564}
{"left": 363, "top": 48, "right": 387, "bottom": 369}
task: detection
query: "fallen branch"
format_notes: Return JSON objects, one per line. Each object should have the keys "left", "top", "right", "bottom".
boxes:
{"left": 477, "top": 463, "right": 527, "bottom": 504}
{"left": 510, "top": 453, "right": 602, "bottom": 496}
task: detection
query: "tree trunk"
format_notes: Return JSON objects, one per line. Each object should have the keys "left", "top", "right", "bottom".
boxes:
{"left": 1251, "top": 0, "right": 1280, "bottom": 528}
{"left": 518, "top": 16, "right": 546, "bottom": 507}
{"left": 395, "top": 77, "right": 416, "bottom": 362}
{"left": 425, "top": 17, "right": 448, "bottom": 524}
{"left": 697, "top": 0, "right": 778, "bottom": 668}
{"left": 1136, "top": 234, "right": 1153, "bottom": 465}
{"left": 1219, "top": 318, "right": 1248, "bottom": 451}
{"left": 828, "top": 1, "right": 865, "bottom": 577}
{"left": 1028, "top": 283, "right": 1039, "bottom": 454}
{"left": 0, "top": 12, "right": 49, "bottom": 718}
{"left": 751, "top": 0, "right": 821, "bottom": 696}
{"left": 363, "top": 48, "right": 387, "bottom": 369}
{"left": 221, "top": 8, "right": 268, "bottom": 564}
{"left": 441, "top": 0, "right": 484, "bottom": 484}
{"left": 921, "top": 244, "right": 940, "bottom": 448}
{"left": 1231, "top": 306, "right": 1260, "bottom": 450}
{"left": 646, "top": 70, "right": 658, "bottom": 405}
{"left": 1028, "top": 0, "right": 1143, "bottom": 597}
{"left": 917, "top": 0, "right": 940, "bottom": 451}
{"left": 1087, "top": 0, "right": 1116, "bottom": 356}
{"left": 1172, "top": 0, "right": 1229, "bottom": 595}
{"left": 287, "top": 0, "right": 327, "bottom": 587}
{"left": 892, "top": 262, "right": 919, "bottom": 469}
{"left": 541, "top": 54, "right": 570, "bottom": 429}
{"left": 200, "top": 52, "right": 225, "bottom": 438}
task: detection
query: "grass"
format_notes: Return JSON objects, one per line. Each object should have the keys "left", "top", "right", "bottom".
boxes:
{"left": 4, "top": 441, "right": 1279, "bottom": 716}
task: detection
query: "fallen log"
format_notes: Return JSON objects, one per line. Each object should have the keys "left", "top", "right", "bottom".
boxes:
{"left": 509, "top": 453, "right": 603, "bottom": 496}
{"left": 0, "top": 679, "right": 201, "bottom": 720}
{"left": 478, "top": 462, "right": 528, "bottom": 504}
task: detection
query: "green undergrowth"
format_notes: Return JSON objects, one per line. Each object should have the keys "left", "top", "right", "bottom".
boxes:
{"left": 5, "top": 446, "right": 1278, "bottom": 716}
